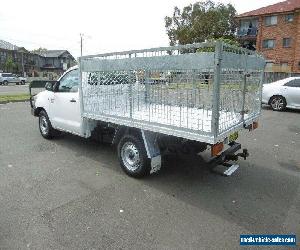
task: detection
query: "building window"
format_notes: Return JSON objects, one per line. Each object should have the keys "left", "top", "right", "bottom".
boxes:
{"left": 263, "top": 39, "right": 275, "bottom": 49}
{"left": 265, "top": 16, "right": 278, "bottom": 26}
{"left": 285, "top": 13, "right": 294, "bottom": 22}
{"left": 283, "top": 38, "right": 292, "bottom": 48}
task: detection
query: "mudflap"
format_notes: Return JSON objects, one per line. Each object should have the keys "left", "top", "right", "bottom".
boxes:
{"left": 141, "top": 130, "right": 162, "bottom": 174}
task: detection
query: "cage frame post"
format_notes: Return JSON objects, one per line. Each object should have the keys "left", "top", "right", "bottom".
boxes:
{"left": 211, "top": 41, "right": 223, "bottom": 141}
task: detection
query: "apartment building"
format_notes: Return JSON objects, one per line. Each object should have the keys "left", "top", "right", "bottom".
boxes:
{"left": 236, "top": 0, "right": 300, "bottom": 73}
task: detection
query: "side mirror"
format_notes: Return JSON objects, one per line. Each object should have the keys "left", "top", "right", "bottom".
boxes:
{"left": 45, "top": 82, "right": 54, "bottom": 91}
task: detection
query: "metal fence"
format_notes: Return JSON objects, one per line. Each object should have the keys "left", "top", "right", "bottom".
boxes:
{"left": 263, "top": 72, "right": 300, "bottom": 83}
{"left": 79, "top": 42, "right": 265, "bottom": 144}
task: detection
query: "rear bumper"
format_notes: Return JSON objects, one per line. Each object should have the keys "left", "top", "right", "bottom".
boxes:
{"left": 209, "top": 142, "right": 248, "bottom": 167}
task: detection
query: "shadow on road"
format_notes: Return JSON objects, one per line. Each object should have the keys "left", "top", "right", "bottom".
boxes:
{"left": 53, "top": 133, "right": 300, "bottom": 234}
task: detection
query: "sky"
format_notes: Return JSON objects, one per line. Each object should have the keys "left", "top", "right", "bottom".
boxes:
{"left": 0, "top": 0, "right": 280, "bottom": 58}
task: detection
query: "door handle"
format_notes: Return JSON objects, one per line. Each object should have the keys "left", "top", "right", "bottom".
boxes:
{"left": 70, "top": 99, "right": 76, "bottom": 103}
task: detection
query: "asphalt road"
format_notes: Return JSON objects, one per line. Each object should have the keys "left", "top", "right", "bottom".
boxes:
{"left": 0, "top": 84, "right": 30, "bottom": 95}
{"left": 0, "top": 102, "right": 299, "bottom": 250}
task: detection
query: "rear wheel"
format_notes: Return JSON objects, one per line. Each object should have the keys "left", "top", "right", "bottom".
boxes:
{"left": 270, "top": 95, "right": 286, "bottom": 111}
{"left": 21, "top": 80, "right": 25, "bottom": 85}
{"left": 3, "top": 80, "right": 8, "bottom": 85}
{"left": 39, "top": 110, "right": 55, "bottom": 139}
{"left": 117, "top": 134, "right": 150, "bottom": 178}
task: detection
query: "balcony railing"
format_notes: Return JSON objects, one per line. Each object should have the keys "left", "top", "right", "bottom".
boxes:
{"left": 265, "top": 64, "right": 292, "bottom": 73}
{"left": 237, "top": 27, "right": 258, "bottom": 37}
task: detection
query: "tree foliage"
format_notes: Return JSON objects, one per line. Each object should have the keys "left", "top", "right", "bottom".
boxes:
{"left": 196, "top": 37, "right": 240, "bottom": 52}
{"left": 165, "top": 1, "right": 237, "bottom": 46}
{"left": 31, "top": 47, "right": 48, "bottom": 54}
{"left": 4, "top": 55, "right": 15, "bottom": 72}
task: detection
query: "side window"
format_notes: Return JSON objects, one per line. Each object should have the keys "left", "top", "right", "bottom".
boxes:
{"left": 58, "top": 69, "right": 79, "bottom": 92}
{"left": 265, "top": 16, "right": 277, "bottom": 26}
{"left": 262, "top": 39, "right": 275, "bottom": 49}
{"left": 285, "top": 79, "right": 300, "bottom": 88}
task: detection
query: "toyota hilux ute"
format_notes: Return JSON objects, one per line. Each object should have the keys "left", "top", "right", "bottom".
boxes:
{"left": 30, "top": 41, "right": 265, "bottom": 178}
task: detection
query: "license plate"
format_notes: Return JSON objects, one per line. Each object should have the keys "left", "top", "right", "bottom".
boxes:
{"left": 229, "top": 131, "right": 239, "bottom": 142}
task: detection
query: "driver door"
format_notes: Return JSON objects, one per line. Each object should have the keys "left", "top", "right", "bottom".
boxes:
{"left": 49, "top": 69, "right": 82, "bottom": 135}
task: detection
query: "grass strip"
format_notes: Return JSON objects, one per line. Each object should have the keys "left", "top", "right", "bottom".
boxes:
{"left": 0, "top": 94, "right": 30, "bottom": 104}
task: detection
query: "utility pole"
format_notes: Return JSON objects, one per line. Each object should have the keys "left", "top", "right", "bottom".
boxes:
{"left": 21, "top": 52, "right": 25, "bottom": 77}
{"left": 80, "top": 33, "right": 84, "bottom": 56}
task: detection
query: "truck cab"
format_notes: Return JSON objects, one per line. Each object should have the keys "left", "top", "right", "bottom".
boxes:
{"left": 32, "top": 66, "right": 82, "bottom": 136}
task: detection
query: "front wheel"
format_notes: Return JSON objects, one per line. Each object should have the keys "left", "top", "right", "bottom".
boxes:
{"left": 270, "top": 95, "right": 286, "bottom": 111}
{"left": 117, "top": 134, "right": 150, "bottom": 178}
{"left": 39, "top": 110, "right": 55, "bottom": 139}
{"left": 3, "top": 80, "right": 8, "bottom": 85}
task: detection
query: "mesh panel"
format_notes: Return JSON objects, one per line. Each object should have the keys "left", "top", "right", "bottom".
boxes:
{"left": 217, "top": 44, "right": 264, "bottom": 135}
{"left": 82, "top": 69, "right": 214, "bottom": 133}
{"left": 80, "top": 42, "right": 265, "bottom": 143}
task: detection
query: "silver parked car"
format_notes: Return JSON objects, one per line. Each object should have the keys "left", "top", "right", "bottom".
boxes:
{"left": 262, "top": 77, "right": 300, "bottom": 111}
{"left": 0, "top": 73, "right": 26, "bottom": 85}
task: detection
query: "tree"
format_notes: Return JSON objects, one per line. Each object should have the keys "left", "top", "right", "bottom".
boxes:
{"left": 165, "top": 1, "right": 237, "bottom": 46}
{"left": 31, "top": 47, "right": 48, "bottom": 54}
{"left": 4, "top": 55, "right": 15, "bottom": 72}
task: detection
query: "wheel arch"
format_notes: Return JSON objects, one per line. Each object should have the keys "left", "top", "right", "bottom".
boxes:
{"left": 268, "top": 94, "right": 287, "bottom": 105}
{"left": 34, "top": 107, "right": 46, "bottom": 117}
{"left": 112, "top": 126, "right": 143, "bottom": 145}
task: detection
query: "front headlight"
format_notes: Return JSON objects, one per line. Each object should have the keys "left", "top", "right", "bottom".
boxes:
{"left": 32, "top": 95, "right": 38, "bottom": 107}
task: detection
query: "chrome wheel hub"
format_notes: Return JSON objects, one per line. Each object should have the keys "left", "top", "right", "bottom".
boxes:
{"left": 121, "top": 142, "right": 140, "bottom": 171}
{"left": 40, "top": 116, "right": 48, "bottom": 135}
{"left": 271, "top": 97, "right": 284, "bottom": 110}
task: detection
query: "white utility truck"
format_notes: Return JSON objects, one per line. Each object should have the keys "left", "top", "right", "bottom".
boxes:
{"left": 30, "top": 42, "right": 265, "bottom": 177}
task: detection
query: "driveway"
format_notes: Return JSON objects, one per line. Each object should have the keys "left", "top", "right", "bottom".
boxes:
{"left": 0, "top": 102, "right": 299, "bottom": 249}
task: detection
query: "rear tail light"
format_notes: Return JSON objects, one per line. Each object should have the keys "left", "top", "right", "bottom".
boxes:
{"left": 211, "top": 142, "right": 224, "bottom": 157}
{"left": 253, "top": 121, "right": 259, "bottom": 130}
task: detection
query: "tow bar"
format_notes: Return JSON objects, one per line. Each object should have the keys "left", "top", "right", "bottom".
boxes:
{"left": 209, "top": 143, "right": 249, "bottom": 177}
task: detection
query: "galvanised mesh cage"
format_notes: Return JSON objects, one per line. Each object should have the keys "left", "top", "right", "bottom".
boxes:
{"left": 79, "top": 42, "right": 265, "bottom": 144}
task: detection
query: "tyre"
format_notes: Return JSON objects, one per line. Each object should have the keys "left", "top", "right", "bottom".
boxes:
{"left": 21, "top": 80, "right": 25, "bottom": 85}
{"left": 117, "top": 134, "right": 150, "bottom": 178}
{"left": 3, "top": 80, "right": 8, "bottom": 85}
{"left": 270, "top": 95, "right": 286, "bottom": 111}
{"left": 38, "top": 110, "right": 55, "bottom": 139}
{"left": 16, "top": 82, "right": 19, "bottom": 85}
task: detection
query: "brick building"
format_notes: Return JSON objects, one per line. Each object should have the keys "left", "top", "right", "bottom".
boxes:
{"left": 236, "top": 0, "right": 300, "bottom": 73}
